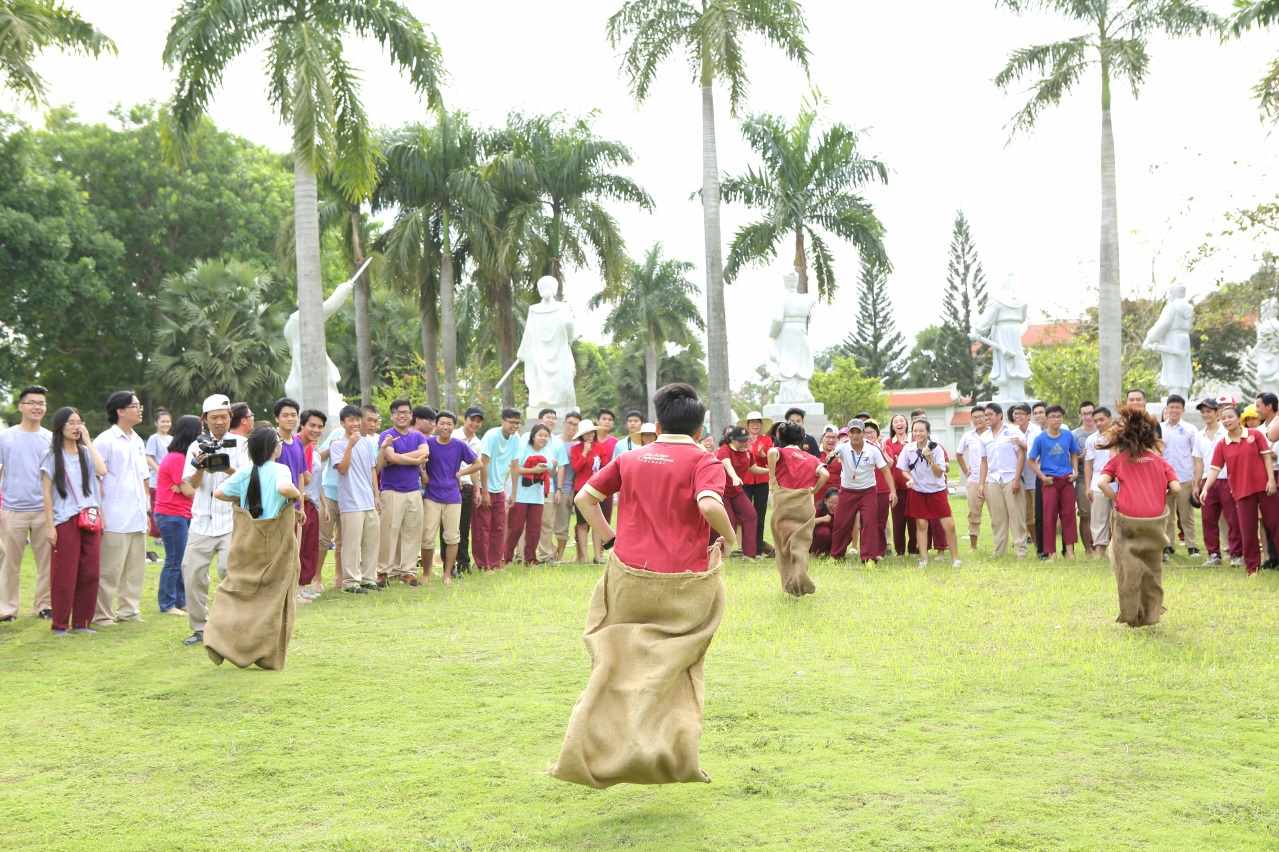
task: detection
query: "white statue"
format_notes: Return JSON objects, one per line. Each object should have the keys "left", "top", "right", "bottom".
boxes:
{"left": 1252, "top": 297, "right": 1279, "bottom": 392}
{"left": 1142, "top": 284, "right": 1194, "bottom": 400}
{"left": 770, "top": 270, "right": 818, "bottom": 403}
{"left": 970, "top": 274, "right": 1032, "bottom": 401}
{"left": 284, "top": 275, "right": 357, "bottom": 418}
{"left": 515, "top": 275, "right": 578, "bottom": 409}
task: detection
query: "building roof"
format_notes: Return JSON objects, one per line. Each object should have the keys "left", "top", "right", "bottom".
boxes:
{"left": 1022, "top": 321, "right": 1078, "bottom": 347}
{"left": 951, "top": 410, "right": 972, "bottom": 426}
{"left": 887, "top": 384, "right": 962, "bottom": 408}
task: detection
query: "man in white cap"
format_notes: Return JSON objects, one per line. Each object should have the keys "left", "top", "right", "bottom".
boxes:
{"left": 179, "top": 393, "right": 243, "bottom": 646}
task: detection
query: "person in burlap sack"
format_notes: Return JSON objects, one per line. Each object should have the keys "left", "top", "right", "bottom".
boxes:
{"left": 1096, "top": 407, "right": 1179, "bottom": 628}
{"left": 209, "top": 426, "right": 303, "bottom": 669}
{"left": 550, "top": 383, "right": 737, "bottom": 789}
{"left": 766, "top": 421, "right": 829, "bottom": 597}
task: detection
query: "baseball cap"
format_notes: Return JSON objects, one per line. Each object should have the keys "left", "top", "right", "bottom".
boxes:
{"left": 845, "top": 419, "right": 864, "bottom": 431}
{"left": 728, "top": 425, "right": 749, "bottom": 441}
{"left": 1196, "top": 398, "right": 1218, "bottom": 412}
{"left": 463, "top": 406, "right": 485, "bottom": 420}
{"left": 202, "top": 393, "right": 231, "bottom": 414}
{"left": 1216, "top": 394, "right": 1236, "bottom": 407}
{"left": 856, "top": 412, "right": 871, "bottom": 419}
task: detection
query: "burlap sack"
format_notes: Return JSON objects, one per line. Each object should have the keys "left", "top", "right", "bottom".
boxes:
{"left": 769, "top": 486, "right": 817, "bottom": 597}
{"left": 205, "top": 506, "right": 300, "bottom": 670}
{"left": 1109, "top": 508, "right": 1168, "bottom": 628}
{"left": 549, "top": 548, "right": 726, "bottom": 788}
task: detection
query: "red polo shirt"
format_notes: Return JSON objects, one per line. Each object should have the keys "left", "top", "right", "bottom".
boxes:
{"left": 774, "top": 446, "right": 823, "bottom": 489}
{"left": 743, "top": 434, "right": 773, "bottom": 486}
{"left": 583, "top": 434, "right": 726, "bottom": 573}
{"left": 1101, "top": 451, "right": 1178, "bottom": 518}
{"left": 1210, "top": 428, "right": 1274, "bottom": 499}
{"left": 715, "top": 444, "right": 753, "bottom": 498}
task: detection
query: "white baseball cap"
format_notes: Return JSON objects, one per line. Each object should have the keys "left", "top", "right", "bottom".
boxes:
{"left": 202, "top": 393, "right": 232, "bottom": 414}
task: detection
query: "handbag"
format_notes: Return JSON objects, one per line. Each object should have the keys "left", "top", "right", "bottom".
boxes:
{"left": 65, "top": 470, "right": 103, "bottom": 533}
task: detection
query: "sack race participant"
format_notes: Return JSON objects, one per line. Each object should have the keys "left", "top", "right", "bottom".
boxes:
{"left": 766, "top": 421, "right": 828, "bottom": 596}
{"left": 207, "top": 426, "right": 303, "bottom": 669}
{"left": 551, "top": 383, "right": 736, "bottom": 789}
{"left": 1097, "top": 407, "right": 1179, "bottom": 627}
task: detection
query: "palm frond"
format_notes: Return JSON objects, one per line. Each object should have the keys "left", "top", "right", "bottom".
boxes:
{"left": 995, "top": 36, "right": 1091, "bottom": 136}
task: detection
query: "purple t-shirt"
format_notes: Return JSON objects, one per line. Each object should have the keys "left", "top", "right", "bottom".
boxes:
{"left": 379, "top": 427, "right": 429, "bottom": 493}
{"left": 422, "top": 436, "right": 477, "bottom": 504}
{"left": 276, "top": 435, "right": 307, "bottom": 487}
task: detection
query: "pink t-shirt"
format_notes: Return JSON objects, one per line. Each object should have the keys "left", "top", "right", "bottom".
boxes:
{"left": 583, "top": 435, "right": 725, "bottom": 573}
{"left": 154, "top": 452, "right": 193, "bottom": 519}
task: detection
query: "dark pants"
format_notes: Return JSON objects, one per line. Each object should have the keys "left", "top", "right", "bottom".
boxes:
{"left": 874, "top": 491, "right": 891, "bottom": 559}
{"left": 299, "top": 500, "right": 320, "bottom": 586}
{"left": 832, "top": 487, "right": 878, "bottom": 560}
{"left": 155, "top": 513, "right": 188, "bottom": 611}
{"left": 717, "top": 491, "right": 758, "bottom": 557}
{"left": 1034, "top": 485, "right": 1045, "bottom": 556}
{"left": 1233, "top": 491, "right": 1279, "bottom": 573}
{"left": 810, "top": 522, "right": 832, "bottom": 554}
{"left": 1202, "top": 479, "right": 1242, "bottom": 558}
{"left": 743, "top": 482, "right": 770, "bottom": 552}
{"left": 50, "top": 519, "right": 100, "bottom": 631}
{"left": 472, "top": 491, "right": 507, "bottom": 569}
{"left": 1041, "top": 477, "right": 1078, "bottom": 549}
{"left": 505, "top": 502, "right": 544, "bottom": 564}
{"left": 450, "top": 484, "right": 474, "bottom": 568}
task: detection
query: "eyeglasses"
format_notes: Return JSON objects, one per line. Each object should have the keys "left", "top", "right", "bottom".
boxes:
{"left": 65, "top": 420, "right": 84, "bottom": 427}
{"left": 19, "top": 401, "right": 46, "bottom": 407}
{"left": 125, "top": 403, "right": 144, "bottom": 410}
{"left": 392, "top": 409, "right": 412, "bottom": 416}
{"left": 503, "top": 419, "right": 522, "bottom": 427}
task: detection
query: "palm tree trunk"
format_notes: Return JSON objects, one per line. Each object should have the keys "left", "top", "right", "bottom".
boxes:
{"left": 645, "top": 327, "right": 659, "bottom": 421}
{"left": 418, "top": 265, "right": 440, "bottom": 406}
{"left": 350, "top": 207, "right": 373, "bottom": 406}
{"left": 550, "top": 255, "right": 563, "bottom": 301}
{"left": 293, "top": 159, "right": 329, "bottom": 413}
{"left": 1098, "top": 78, "right": 1122, "bottom": 407}
{"left": 496, "top": 275, "right": 517, "bottom": 408}
{"left": 794, "top": 226, "right": 808, "bottom": 294}
{"left": 440, "top": 211, "right": 459, "bottom": 413}
{"left": 701, "top": 72, "right": 731, "bottom": 433}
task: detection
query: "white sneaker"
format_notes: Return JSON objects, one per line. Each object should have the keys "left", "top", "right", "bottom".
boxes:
{"left": 918, "top": 560, "right": 928, "bottom": 569}
{"left": 1231, "top": 557, "right": 1243, "bottom": 567}
{"left": 951, "top": 560, "right": 962, "bottom": 568}
{"left": 1203, "top": 554, "right": 1222, "bottom": 566}
{"left": 299, "top": 587, "right": 319, "bottom": 600}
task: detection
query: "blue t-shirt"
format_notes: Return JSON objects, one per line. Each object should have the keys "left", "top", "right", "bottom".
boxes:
{"left": 514, "top": 443, "right": 551, "bottom": 505}
{"left": 480, "top": 427, "right": 522, "bottom": 494}
{"left": 1029, "top": 429, "right": 1081, "bottom": 478}
{"left": 220, "top": 461, "right": 293, "bottom": 520}
{"left": 550, "top": 436, "right": 572, "bottom": 491}
{"left": 318, "top": 432, "right": 339, "bottom": 500}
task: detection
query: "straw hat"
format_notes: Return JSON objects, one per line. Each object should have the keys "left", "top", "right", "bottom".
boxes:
{"left": 573, "top": 419, "right": 609, "bottom": 440}
{"left": 737, "top": 410, "right": 774, "bottom": 431}
{"left": 629, "top": 422, "right": 658, "bottom": 444}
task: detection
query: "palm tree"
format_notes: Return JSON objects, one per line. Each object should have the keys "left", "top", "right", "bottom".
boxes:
{"left": 721, "top": 94, "right": 889, "bottom": 299}
{"left": 491, "top": 112, "right": 651, "bottom": 301}
{"left": 589, "top": 243, "right": 706, "bottom": 419}
{"left": 378, "top": 111, "right": 494, "bottom": 411}
{"left": 162, "top": 0, "right": 442, "bottom": 414}
{"left": 1229, "top": 1, "right": 1279, "bottom": 116}
{"left": 0, "top": 0, "right": 115, "bottom": 105}
{"left": 995, "top": 0, "right": 1219, "bottom": 406}
{"left": 607, "top": 0, "right": 810, "bottom": 431}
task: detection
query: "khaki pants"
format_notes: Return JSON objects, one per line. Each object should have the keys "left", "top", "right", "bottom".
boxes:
{"left": 422, "top": 499, "right": 462, "bottom": 546}
{"left": 319, "top": 496, "right": 341, "bottom": 550}
{"left": 985, "top": 480, "right": 1028, "bottom": 557}
{"left": 1090, "top": 491, "right": 1113, "bottom": 547}
{"left": 964, "top": 481, "right": 984, "bottom": 537}
{"left": 340, "top": 510, "right": 379, "bottom": 587}
{"left": 95, "top": 530, "right": 146, "bottom": 624}
{"left": 0, "top": 508, "right": 52, "bottom": 617}
{"left": 1075, "top": 475, "right": 1093, "bottom": 551}
{"left": 536, "top": 492, "right": 568, "bottom": 560}
{"left": 181, "top": 530, "right": 231, "bottom": 633}
{"left": 378, "top": 490, "right": 423, "bottom": 577}
{"left": 1164, "top": 481, "right": 1197, "bottom": 550}
{"left": 1024, "top": 487, "right": 1038, "bottom": 551}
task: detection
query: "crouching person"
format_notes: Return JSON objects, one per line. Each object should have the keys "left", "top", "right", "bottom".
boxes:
{"left": 550, "top": 383, "right": 735, "bottom": 789}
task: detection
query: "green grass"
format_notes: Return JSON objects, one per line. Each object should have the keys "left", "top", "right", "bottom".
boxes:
{"left": 3, "top": 501, "right": 1278, "bottom": 851}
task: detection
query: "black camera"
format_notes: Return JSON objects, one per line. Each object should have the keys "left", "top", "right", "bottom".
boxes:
{"left": 194, "top": 434, "right": 238, "bottom": 473}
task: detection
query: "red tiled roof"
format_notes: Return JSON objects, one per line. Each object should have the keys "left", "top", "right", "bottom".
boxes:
{"left": 951, "top": 410, "right": 972, "bottom": 426}
{"left": 888, "top": 390, "right": 957, "bottom": 407}
{"left": 1022, "top": 321, "right": 1078, "bottom": 347}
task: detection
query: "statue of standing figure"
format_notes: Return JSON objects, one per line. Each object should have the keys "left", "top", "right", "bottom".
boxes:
{"left": 516, "top": 275, "right": 578, "bottom": 410}
{"left": 1142, "top": 284, "right": 1195, "bottom": 400}
{"left": 770, "top": 270, "right": 818, "bottom": 403}
{"left": 970, "top": 274, "right": 1032, "bottom": 402}
{"left": 284, "top": 262, "right": 365, "bottom": 418}
{"left": 1252, "top": 298, "right": 1279, "bottom": 393}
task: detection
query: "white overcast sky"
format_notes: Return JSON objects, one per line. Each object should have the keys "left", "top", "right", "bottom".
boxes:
{"left": 15, "top": 0, "right": 1279, "bottom": 385}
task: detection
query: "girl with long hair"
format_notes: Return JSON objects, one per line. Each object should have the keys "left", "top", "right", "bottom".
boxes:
{"left": 154, "top": 415, "right": 202, "bottom": 615}
{"left": 885, "top": 413, "right": 912, "bottom": 556}
{"left": 40, "top": 406, "right": 108, "bottom": 634}
{"left": 570, "top": 419, "right": 610, "bottom": 563}
{"left": 505, "top": 424, "right": 551, "bottom": 565}
{"left": 896, "top": 419, "right": 961, "bottom": 568}
{"left": 1199, "top": 404, "right": 1279, "bottom": 577}
{"left": 810, "top": 488, "right": 839, "bottom": 555}
{"left": 1098, "top": 406, "right": 1180, "bottom": 626}
{"left": 146, "top": 408, "right": 172, "bottom": 543}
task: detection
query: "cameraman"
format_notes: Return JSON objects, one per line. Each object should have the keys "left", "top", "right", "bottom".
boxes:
{"left": 179, "top": 394, "right": 247, "bottom": 646}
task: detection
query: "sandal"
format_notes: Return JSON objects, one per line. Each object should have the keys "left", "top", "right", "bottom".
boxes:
{"left": 399, "top": 575, "right": 421, "bottom": 587}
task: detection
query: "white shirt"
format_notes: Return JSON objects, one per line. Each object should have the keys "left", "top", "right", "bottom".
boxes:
{"left": 183, "top": 433, "right": 250, "bottom": 538}
{"left": 460, "top": 432, "right": 483, "bottom": 485}
{"left": 982, "top": 424, "right": 1024, "bottom": 485}
{"left": 1085, "top": 432, "right": 1114, "bottom": 493}
{"left": 1018, "top": 423, "right": 1042, "bottom": 489}
{"left": 1160, "top": 420, "right": 1196, "bottom": 482}
{"left": 93, "top": 425, "right": 149, "bottom": 534}
{"left": 956, "top": 428, "right": 992, "bottom": 484}
{"left": 896, "top": 440, "right": 949, "bottom": 493}
{"left": 835, "top": 441, "right": 887, "bottom": 490}
{"left": 1193, "top": 425, "right": 1229, "bottom": 480}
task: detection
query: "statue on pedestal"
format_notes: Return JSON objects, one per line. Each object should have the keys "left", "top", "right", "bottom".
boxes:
{"left": 1142, "top": 284, "right": 1194, "bottom": 400}
{"left": 284, "top": 263, "right": 364, "bottom": 417}
{"left": 769, "top": 271, "right": 818, "bottom": 403}
{"left": 1252, "top": 298, "right": 1279, "bottom": 393}
{"left": 514, "top": 275, "right": 578, "bottom": 410}
{"left": 970, "top": 274, "right": 1031, "bottom": 402}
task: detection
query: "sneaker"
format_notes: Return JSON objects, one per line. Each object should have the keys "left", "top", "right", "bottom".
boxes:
{"left": 183, "top": 631, "right": 203, "bottom": 646}
{"left": 343, "top": 586, "right": 368, "bottom": 595}
{"left": 299, "top": 588, "right": 320, "bottom": 600}
{"left": 952, "top": 560, "right": 962, "bottom": 568}
{"left": 1163, "top": 546, "right": 1175, "bottom": 556}
{"left": 1162, "top": 552, "right": 1170, "bottom": 563}
{"left": 918, "top": 560, "right": 929, "bottom": 569}
{"left": 70, "top": 627, "right": 97, "bottom": 635}
{"left": 361, "top": 582, "right": 382, "bottom": 592}
{"left": 1231, "top": 557, "right": 1243, "bottom": 567}
{"left": 1187, "top": 547, "right": 1200, "bottom": 557}
{"left": 399, "top": 575, "right": 420, "bottom": 587}
{"left": 53, "top": 628, "right": 69, "bottom": 636}
{"left": 0, "top": 615, "right": 15, "bottom": 623}
{"left": 37, "top": 608, "right": 52, "bottom": 620}
{"left": 1203, "top": 554, "right": 1222, "bottom": 566}
{"left": 375, "top": 579, "right": 389, "bottom": 589}
{"left": 146, "top": 550, "right": 160, "bottom": 563}
{"left": 885, "top": 548, "right": 896, "bottom": 557}
{"left": 1037, "top": 553, "right": 1049, "bottom": 562}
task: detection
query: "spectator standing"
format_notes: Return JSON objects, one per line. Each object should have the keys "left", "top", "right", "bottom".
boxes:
{"left": 1126, "top": 389, "right": 1148, "bottom": 408}
{"left": 455, "top": 407, "right": 485, "bottom": 572}
{"left": 569, "top": 419, "right": 610, "bottom": 562}
{"left": 297, "top": 410, "right": 326, "bottom": 599}
{"left": 739, "top": 412, "right": 775, "bottom": 557}
{"left": 1028, "top": 405, "right": 1081, "bottom": 561}
{"left": 1072, "top": 402, "right": 1097, "bottom": 553}
{"left": 978, "top": 403, "right": 1029, "bottom": 558}
{"left": 896, "top": 419, "right": 961, "bottom": 568}
{"left": 594, "top": 408, "right": 620, "bottom": 561}
{"left": 1193, "top": 398, "right": 1241, "bottom": 567}
{"left": 505, "top": 424, "right": 552, "bottom": 564}
{"left": 956, "top": 405, "right": 992, "bottom": 552}
{"left": 781, "top": 407, "right": 821, "bottom": 456}
{"left": 474, "top": 408, "right": 523, "bottom": 571}
{"left": 885, "top": 413, "right": 912, "bottom": 556}
{"left": 1160, "top": 395, "right": 1199, "bottom": 558}
{"left": 331, "top": 405, "right": 382, "bottom": 593}
{"left": 314, "top": 422, "right": 342, "bottom": 590}
{"left": 1084, "top": 407, "right": 1116, "bottom": 559}
{"left": 550, "top": 413, "right": 581, "bottom": 562}
{"left": 535, "top": 409, "right": 566, "bottom": 563}
{"left": 40, "top": 406, "right": 108, "bottom": 634}
{"left": 0, "top": 384, "right": 54, "bottom": 621}
{"left": 831, "top": 420, "right": 896, "bottom": 563}
{"left": 154, "top": 415, "right": 202, "bottom": 615}
{"left": 272, "top": 397, "right": 310, "bottom": 604}
{"left": 421, "top": 410, "right": 482, "bottom": 583}
{"left": 145, "top": 408, "right": 172, "bottom": 549}
{"left": 1201, "top": 404, "right": 1279, "bottom": 575}
{"left": 94, "top": 391, "right": 151, "bottom": 626}
{"left": 862, "top": 421, "right": 894, "bottom": 559}
{"left": 376, "top": 398, "right": 429, "bottom": 586}
{"left": 1010, "top": 403, "right": 1043, "bottom": 558}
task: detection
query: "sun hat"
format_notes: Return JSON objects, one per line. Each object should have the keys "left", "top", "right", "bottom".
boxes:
{"left": 202, "top": 393, "right": 231, "bottom": 414}
{"left": 1242, "top": 403, "right": 1260, "bottom": 423}
{"left": 573, "top": 419, "right": 608, "bottom": 440}
{"left": 629, "top": 422, "right": 658, "bottom": 444}
{"left": 736, "top": 411, "right": 774, "bottom": 431}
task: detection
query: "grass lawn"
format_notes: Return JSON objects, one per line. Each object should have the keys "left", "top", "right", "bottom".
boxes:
{"left": 2, "top": 500, "right": 1278, "bottom": 851}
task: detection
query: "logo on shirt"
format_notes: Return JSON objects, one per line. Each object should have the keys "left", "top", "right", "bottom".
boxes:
{"left": 640, "top": 452, "right": 675, "bottom": 465}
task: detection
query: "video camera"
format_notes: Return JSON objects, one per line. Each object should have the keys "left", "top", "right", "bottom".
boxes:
{"left": 193, "top": 434, "right": 238, "bottom": 473}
